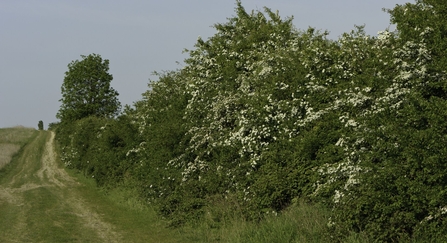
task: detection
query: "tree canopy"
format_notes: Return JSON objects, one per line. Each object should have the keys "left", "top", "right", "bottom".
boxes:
{"left": 57, "top": 54, "right": 121, "bottom": 122}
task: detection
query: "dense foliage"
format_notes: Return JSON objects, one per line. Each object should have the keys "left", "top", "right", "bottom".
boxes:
{"left": 38, "top": 120, "right": 43, "bottom": 130}
{"left": 55, "top": 1, "right": 447, "bottom": 241}
{"left": 57, "top": 53, "right": 121, "bottom": 123}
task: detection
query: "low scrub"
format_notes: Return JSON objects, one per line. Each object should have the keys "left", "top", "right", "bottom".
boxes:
{"left": 55, "top": 115, "right": 138, "bottom": 187}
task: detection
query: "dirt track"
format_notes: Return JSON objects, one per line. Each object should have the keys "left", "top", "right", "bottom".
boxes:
{"left": 0, "top": 131, "right": 123, "bottom": 242}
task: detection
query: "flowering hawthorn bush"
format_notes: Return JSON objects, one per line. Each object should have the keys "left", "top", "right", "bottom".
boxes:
{"left": 56, "top": 1, "right": 447, "bottom": 241}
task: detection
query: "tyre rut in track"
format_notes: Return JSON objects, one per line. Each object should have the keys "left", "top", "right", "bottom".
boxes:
{"left": 0, "top": 131, "right": 123, "bottom": 242}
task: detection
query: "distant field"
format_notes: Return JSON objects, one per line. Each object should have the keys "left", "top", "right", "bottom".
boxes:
{"left": 0, "top": 127, "right": 36, "bottom": 169}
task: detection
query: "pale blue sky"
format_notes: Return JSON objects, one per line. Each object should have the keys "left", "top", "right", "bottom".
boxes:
{"left": 0, "top": 0, "right": 410, "bottom": 128}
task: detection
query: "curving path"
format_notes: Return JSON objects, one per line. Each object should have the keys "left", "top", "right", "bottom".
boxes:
{"left": 0, "top": 131, "right": 122, "bottom": 242}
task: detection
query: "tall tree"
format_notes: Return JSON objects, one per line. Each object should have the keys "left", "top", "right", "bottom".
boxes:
{"left": 57, "top": 54, "right": 121, "bottom": 122}
{"left": 38, "top": 120, "right": 44, "bottom": 130}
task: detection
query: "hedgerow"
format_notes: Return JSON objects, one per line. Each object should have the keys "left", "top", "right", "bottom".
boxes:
{"left": 55, "top": 1, "right": 447, "bottom": 241}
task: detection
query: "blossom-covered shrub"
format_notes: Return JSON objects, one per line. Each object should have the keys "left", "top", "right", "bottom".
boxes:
{"left": 55, "top": 1, "right": 447, "bottom": 241}
{"left": 126, "top": 1, "right": 447, "bottom": 234}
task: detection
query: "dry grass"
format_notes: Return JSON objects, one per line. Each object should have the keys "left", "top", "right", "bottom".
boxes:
{"left": 0, "top": 127, "right": 36, "bottom": 144}
{"left": 0, "top": 144, "right": 21, "bottom": 169}
{"left": 0, "top": 127, "right": 36, "bottom": 169}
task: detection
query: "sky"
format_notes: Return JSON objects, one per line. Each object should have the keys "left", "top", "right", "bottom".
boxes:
{"left": 0, "top": 0, "right": 412, "bottom": 129}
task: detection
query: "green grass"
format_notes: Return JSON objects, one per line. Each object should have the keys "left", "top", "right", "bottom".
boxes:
{"left": 67, "top": 172, "right": 185, "bottom": 243}
{"left": 177, "top": 199, "right": 336, "bottom": 243}
{"left": 0, "top": 131, "right": 164, "bottom": 242}
{"left": 233, "top": 203, "right": 331, "bottom": 243}
{"left": 21, "top": 186, "right": 100, "bottom": 242}
{"left": 0, "top": 131, "right": 99, "bottom": 242}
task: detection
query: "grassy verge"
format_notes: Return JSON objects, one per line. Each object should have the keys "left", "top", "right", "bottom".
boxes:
{"left": 20, "top": 186, "right": 100, "bottom": 242}
{"left": 61, "top": 157, "right": 185, "bottom": 242}
{"left": 177, "top": 199, "right": 336, "bottom": 243}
